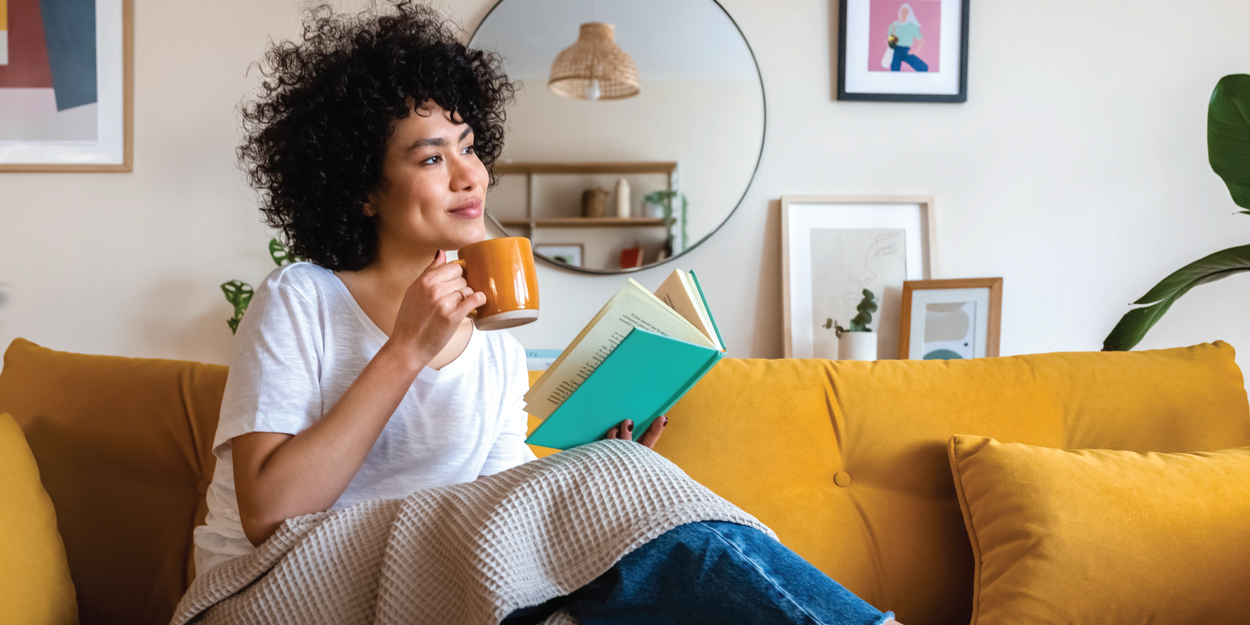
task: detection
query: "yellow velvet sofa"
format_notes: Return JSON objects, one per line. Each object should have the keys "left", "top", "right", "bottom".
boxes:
{"left": 2, "top": 337, "right": 1248, "bottom": 624}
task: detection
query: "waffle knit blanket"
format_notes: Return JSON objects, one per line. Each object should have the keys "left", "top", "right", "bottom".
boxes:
{"left": 171, "top": 440, "right": 772, "bottom": 625}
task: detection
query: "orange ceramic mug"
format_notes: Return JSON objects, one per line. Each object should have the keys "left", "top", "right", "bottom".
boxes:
{"left": 451, "top": 237, "right": 540, "bottom": 330}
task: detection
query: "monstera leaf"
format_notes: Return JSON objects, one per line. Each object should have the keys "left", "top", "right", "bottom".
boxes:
{"left": 269, "top": 238, "right": 299, "bottom": 266}
{"left": 221, "top": 279, "right": 255, "bottom": 335}
{"left": 1103, "top": 75, "right": 1250, "bottom": 351}
{"left": 1209, "top": 74, "right": 1250, "bottom": 210}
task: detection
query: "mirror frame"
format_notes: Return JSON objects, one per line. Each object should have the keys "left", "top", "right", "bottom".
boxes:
{"left": 469, "top": 0, "right": 767, "bottom": 274}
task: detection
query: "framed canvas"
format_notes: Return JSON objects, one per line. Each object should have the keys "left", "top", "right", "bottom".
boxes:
{"left": 781, "top": 195, "right": 935, "bottom": 359}
{"left": 899, "top": 278, "right": 1002, "bottom": 360}
{"left": 535, "top": 243, "right": 584, "bottom": 267}
{"left": 0, "top": 0, "right": 134, "bottom": 171}
{"left": 836, "top": 0, "right": 969, "bottom": 102}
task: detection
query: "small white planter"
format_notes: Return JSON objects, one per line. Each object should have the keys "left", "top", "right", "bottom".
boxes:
{"left": 837, "top": 332, "right": 878, "bottom": 361}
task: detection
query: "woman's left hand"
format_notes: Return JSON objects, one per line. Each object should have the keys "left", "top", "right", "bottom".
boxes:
{"left": 606, "top": 417, "right": 667, "bottom": 449}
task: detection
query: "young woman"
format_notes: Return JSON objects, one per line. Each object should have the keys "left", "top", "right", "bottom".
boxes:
{"left": 888, "top": 4, "right": 928, "bottom": 72}
{"left": 192, "top": 3, "right": 897, "bottom": 623}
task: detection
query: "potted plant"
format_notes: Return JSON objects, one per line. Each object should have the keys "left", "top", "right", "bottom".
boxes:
{"left": 221, "top": 239, "right": 297, "bottom": 334}
{"left": 1103, "top": 74, "right": 1250, "bottom": 350}
{"left": 831, "top": 288, "right": 879, "bottom": 361}
{"left": 643, "top": 189, "right": 689, "bottom": 257}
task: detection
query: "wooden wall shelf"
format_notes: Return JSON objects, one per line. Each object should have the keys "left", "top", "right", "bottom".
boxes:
{"left": 498, "top": 217, "right": 667, "bottom": 229}
{"left": 491, "top": 161, "right": 681, "bottom": 270}
{"left": 495, "top": 161, "right": 678, "bottom": 176}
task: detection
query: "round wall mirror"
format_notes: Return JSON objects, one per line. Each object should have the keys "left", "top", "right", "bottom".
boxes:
{"left": 470, "top": 0, "right": 766, "bottom": 274}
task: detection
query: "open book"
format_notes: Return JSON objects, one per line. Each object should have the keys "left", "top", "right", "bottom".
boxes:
{"left": 524, "top": 269, "right": 726, "bottom": 450}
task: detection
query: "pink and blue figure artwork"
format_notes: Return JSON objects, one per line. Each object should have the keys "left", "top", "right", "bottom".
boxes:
{"left": 868, "top": 0, "right": 941, "bottom": 73}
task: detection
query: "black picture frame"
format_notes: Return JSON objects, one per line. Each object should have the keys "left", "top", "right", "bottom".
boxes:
{"left": 836, "top": 0, "right": 970, "bottom": 103}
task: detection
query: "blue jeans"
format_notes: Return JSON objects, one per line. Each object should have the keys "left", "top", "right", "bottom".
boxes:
{"left": 503, "top": 521, "right": 894, "bottom": 625}
{"left": 891, "top": 46, "right": 929, "bottom": 72}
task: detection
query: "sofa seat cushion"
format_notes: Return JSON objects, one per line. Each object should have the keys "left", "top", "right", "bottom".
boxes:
{"left": 0, "top": 412, "right": 78, "bottom": 625}
{"left": 655, "top": 343, "right": 1250, "bottom": 623}
{"left": 0, "top": 340, "right": 227, "bottom": 625}
{"left": 948, "top": 436, "right": 1250, "bottom": 623}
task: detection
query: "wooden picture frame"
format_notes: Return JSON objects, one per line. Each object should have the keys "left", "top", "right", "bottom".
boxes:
{"left": 0, "top": 0, "right": 134, "bottom": 172}
{"left": 781, "top": 195, "right": 936, "bottom": 359}
{"left": 899, "top": 278, "right": 1002, "bottom": 359}
{"left": 836, "top": 0, "right": 970, "bottom": 102}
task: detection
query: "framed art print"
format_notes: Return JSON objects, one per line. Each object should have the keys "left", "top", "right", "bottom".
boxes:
{"left": 535, "top": 243, "right": 584, "bottom": 267}
{"left": 898, "top": 278, "right": 1002, "bottom": 360}
{"left": 837, "top": 0, "right": 969, "bottom": 102}
{"left": 0, "top": 0, "right": 134, "bottom": 171}
{"left": 781, "top": 195, "right": 935, "bottom": 359}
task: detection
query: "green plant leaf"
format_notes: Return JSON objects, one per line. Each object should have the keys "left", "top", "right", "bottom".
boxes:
{"left": 1103, "top": 244, "right": 1250, "bottom": 351}
{"left": 848, "top": 289, "right": 878, "bottom": 332}
{"left": 221, "top": 280, "right": 255, "bottom": 317}
{"left": 1209, "top": 74, "right": 1250, "bottom": 209}
{"left": 269, "top": 238, "right": 298, "bottom": 266}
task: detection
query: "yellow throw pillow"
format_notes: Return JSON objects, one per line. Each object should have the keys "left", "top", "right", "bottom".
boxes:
{"left": 0, "top": 412, "right": 78, "bottom": 624}
{"left": 948, "top": 435, "right": 1250, "bottom": 623}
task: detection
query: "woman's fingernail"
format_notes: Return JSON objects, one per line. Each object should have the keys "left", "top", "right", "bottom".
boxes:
{"left": 626, "top": 422, "right": 633, "bottom": 432}
{"left": 663, "top": 417, "right": 669, "bottom": 426}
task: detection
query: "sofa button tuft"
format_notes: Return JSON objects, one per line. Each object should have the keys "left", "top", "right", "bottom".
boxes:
{"left": 834, "top": 471, "right": 851, "bottom": 487}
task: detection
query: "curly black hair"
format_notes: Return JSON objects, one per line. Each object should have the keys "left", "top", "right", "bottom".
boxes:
{"left": 238, "top": 1, "right": 515, "bottom": 271}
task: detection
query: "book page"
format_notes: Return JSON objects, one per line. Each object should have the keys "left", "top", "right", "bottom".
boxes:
{"left": 653, "top": 269, "right": 722, "bottom": 351}
{"left": 523, "top": 279, "right": 715, "bottom": 419}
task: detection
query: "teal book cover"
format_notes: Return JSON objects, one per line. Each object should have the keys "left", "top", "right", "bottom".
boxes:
{"left": 525, "top": 328, "right": 723, "bottom": 450}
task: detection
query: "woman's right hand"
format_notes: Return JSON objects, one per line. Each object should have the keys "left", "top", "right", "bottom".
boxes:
{"left": 389, "top": 250, "right": 486, "bottom": 367}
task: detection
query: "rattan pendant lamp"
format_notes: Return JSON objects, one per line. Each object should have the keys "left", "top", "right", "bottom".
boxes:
{"left": 548, "top": 22, "right": 640, "bottom": 101}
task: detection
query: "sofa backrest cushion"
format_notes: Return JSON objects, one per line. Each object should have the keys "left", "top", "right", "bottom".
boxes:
{"left": 655, "top": 342, "right": 1250, "bottom": 624}
{"left": 0, "top": 339, "right": 226, "bottom": 625}
{"left": 0, "top": 412, "right": 78, "bottom": 625}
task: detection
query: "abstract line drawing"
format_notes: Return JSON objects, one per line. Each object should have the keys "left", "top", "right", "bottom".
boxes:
{"left": 809, "top": 228, "right": 906, "bottom": 359}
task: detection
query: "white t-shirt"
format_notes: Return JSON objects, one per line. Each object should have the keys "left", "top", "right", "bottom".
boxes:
{"left": 193, "top": 262, "right": 536, "bottom": 573}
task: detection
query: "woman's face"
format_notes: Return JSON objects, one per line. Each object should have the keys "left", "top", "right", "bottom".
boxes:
{"left": 900, "top": 6, "right": 909, "bottom": 20}
{"left": 366, "top": 100, "right": 488, "bottom": 257}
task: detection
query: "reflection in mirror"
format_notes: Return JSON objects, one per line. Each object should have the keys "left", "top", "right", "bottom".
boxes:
{"left": 471, "top": 0, "right": 765, "bottom": 273}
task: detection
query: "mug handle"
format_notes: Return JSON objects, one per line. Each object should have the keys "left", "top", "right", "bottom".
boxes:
{"left": 449, "top": 259, "right": 478, "bottom": 318}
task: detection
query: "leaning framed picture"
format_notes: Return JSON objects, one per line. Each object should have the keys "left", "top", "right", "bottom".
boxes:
{"left": 899, "top": 278, "right": 1002, "bottom": 360}
{"left": 781, "top": 195, "right": 935, "bottom": 359}
{"left": 0, "top": 0, "right": 134, "bottom": 171}
{"left": 535, "top": 243, "right": 584, "bottom": 267}
{"left": 836, "top": 0, "right": 970, "bottom": 102}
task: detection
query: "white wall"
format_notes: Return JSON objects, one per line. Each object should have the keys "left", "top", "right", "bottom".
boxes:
{"left": 2, "top": 0, "right": 1249, "bottom": 387}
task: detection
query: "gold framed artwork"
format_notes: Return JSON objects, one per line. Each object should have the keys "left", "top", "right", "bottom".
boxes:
{"left": 0, "top": 0, "right": 134, "bottom": 172}
{"left": 899, "top": 278, "right": 1002, "bottom": 360}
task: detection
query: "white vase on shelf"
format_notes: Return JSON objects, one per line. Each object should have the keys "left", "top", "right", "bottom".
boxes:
{"left": 837, "top": 332, "right": 877, "bottom": 361}
{"left": 614, "top": 178, "right": 630, "bottom": 218}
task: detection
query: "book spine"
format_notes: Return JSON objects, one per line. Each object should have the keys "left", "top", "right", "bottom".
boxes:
{"left": 688, "top": 271, "right": 726, "bottom": 352}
